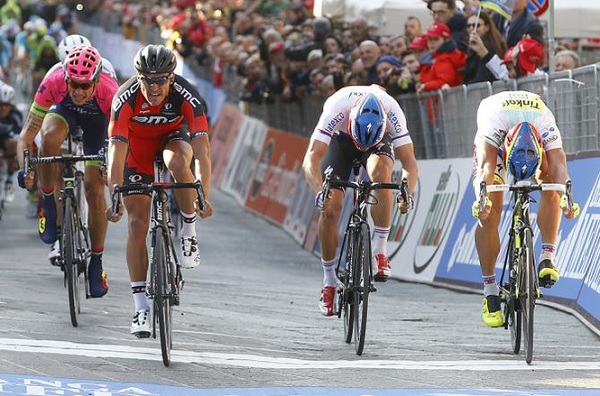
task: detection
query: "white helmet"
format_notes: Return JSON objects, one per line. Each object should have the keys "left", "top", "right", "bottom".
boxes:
{"left": 58, "top": 34, "right": 92, "bottom": 61}
{"left": 0, "top": 81, "right": 15, "bottom": 104}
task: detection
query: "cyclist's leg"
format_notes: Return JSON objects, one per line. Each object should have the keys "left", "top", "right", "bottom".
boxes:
{"left": 473, "top": 147, "right": 505, "bottom": 327}
{"left": 124, "top": 190, "right": 153, "bottom": 336}
{"left": 365, "top": 136, "right": 394, "bottom": 280}
{"left": 317, "top": 136, "right": 354, "bottom": 316}
{"left": 535, "top": 151, "right": 563, "bottom": 284}
{"left": 163, "top": 131, "right": 201, "bottom": 269}
{"left": 79, "top": 112, "right": 110, "bottom": 296}
{"left": 163, "top": 134, "right": 195, "bottom": 213}
{"left": 38, "top": 114, "right": 69, "bottom": 244}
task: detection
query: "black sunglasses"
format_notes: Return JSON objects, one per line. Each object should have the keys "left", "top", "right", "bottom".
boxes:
{"left": 66, "top": 79, "right": 95, "bottom": 90}
{"left": 139, "top": 75, "right": 171, "bottom": 86}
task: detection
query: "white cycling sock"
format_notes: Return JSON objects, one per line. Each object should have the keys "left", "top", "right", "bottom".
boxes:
{"left": 181, "top": 211, "right": 196, "bottom": 237}
{"left": 482, "top": 275, "right": 500, "bottom": 296}
{"left": 131, "top": 281, "right": 149, "bottom": 311}
{"left": 322, "top": 258, "right": 337, "bottom": 287}
{"left": 539, "top": 243, "right": 556, "bottom": 263}
{"left": 372, "top": 226, "right": 390, "bottom": 256}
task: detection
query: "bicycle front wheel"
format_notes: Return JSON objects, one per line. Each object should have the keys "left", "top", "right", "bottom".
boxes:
{"left": 521, "top": 228, "right": 536, "bottom": 364}
{"left": 338, "top": 228, "right": 354, "bottom": 344}
{"left": 352, "top": 222, "right": 371, "bottom": 356}
{"left": 63, "top": 196, "right": 82, "bottom": 327}
{"left": 153, "top": 229, "right": 173, "bottom": 367}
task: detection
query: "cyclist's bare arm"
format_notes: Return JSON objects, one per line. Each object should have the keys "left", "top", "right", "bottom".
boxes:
{"left": 190, "top": 134, "right": 213, "bottom": 218}
{"left": 17, "top": 112, "right": 44, "bottom": 167}
{"left": 472, "top": 142, "right": 498, "bottom": 221}
{"left": 544, "top": 148, "right": 579, "bottom": 218}
{"left": 302, "top": 139, "right": 328, "bottom": 192}
{"left": 544, "top": 148, "right": 570, "bottom": 184}
{"left": 106, "top": 139, "right": 127, "bottom": 222}
{"left": 393, "top": 143, "right": 419, "bottom": 195}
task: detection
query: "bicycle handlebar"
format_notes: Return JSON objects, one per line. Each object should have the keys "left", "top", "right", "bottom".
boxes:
{"left": 111, "top": 181, "right": 207, "bottom": 215}
{"left": 23, "top": 149, "right": 105, "bottom": 175}
{"left": 479, "top": 180, "right": 574, "bottom": 211}
{"left": 321, "top": 173, "right": 408, "bottom": 205}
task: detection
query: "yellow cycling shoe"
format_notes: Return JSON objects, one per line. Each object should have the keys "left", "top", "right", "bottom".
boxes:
{"left": 538, "top": 259, "right": 560, "bottom": 288}
{"left": 482, "top": 295, "right": 504, "bottom": 328}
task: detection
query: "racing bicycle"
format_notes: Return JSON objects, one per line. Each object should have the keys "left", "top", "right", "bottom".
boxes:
{"left": 323, "top": 162, "right": 408, "bottom": 355}
{"left": 479, "top": 179, "right": 575, "bottom": 364}
{"left": 23, "top": 141, "right": 103, "bottom": 327}
{"left": 111, "top": 158, "right": 206, "bottom": 367}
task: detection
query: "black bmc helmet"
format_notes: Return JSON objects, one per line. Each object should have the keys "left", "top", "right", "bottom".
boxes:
{"left": 134, "top": 44, "right": 176, "bottom": 74}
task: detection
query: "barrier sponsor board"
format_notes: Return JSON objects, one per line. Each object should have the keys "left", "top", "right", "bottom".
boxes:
{"left": 391, "top": 159, "right": 473, "bottom": 282}
{"left": 283, "top": 174, "right": 316, "bottom": 244}
{"left": 245, "top": 128, "right": 309, "bottom": 225}
{"left": 221, "top": 117, "right": 268, "bottom": 204}
{"left": 210, "top": 103, "right": 243, "bottom": 187}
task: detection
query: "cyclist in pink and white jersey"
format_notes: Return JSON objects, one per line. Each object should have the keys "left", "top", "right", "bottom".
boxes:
{"left": 17, "top": 44, "right": 118, "bottom": 298}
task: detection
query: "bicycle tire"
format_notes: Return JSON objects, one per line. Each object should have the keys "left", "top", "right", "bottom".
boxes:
{"left": 63, "top": 197, "right": 81, "bottom": 327}
{"left": 505, "top": 237, "right": 521, "bottom": 354}
{"left": 353, "top": 222, "right": 371, "bottom": 355}
{"left": 340, "top": 228, "right": 354, "bottom": 344}
{"left": 522, "top": 227, "right": 536, "bottom": 364}
{"left": 154, "top": 229, "right": 173, "bottom": 367}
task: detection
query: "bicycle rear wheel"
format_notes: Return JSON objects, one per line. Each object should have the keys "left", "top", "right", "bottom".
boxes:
{"left": 353, "top": 222, "right": 371, "bottom": 355}
{"left": 63, "top": 197, "right": 82, "bottom": 327}
{"left": 521, "top": 228, "right": 536, "bottom": 364}
{"left": 153, "top": 230, "right": 173, "bottom": 367}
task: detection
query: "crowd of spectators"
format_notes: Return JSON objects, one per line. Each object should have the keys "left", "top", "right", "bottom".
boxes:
{"left": 93, "top": 0, "right": 589, "bottom": 104}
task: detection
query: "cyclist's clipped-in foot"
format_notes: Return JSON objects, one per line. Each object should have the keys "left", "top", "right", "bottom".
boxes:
{"left": 482, "top": 294, "right": 503, "bottom": 328}
{"left": 88, "top": 255, "right": 108, "bottom": 298}
{"left": 130, "top": 309, "right": 151, "bottom": 338}
{"left": 319, "top": 286, "right": 336, "bottom": 316}
{"left": 38, "top": 193, "right": 57, "bottom": 244}
{"left": 48, "top": 239, "right": 61, "bottom": 267}
{"left": 538, "top": 259, "right": 560, "bottom": 288}
{"left": 180, "top": 235, "right": 200, "bottom": 269}
{"left": 374, "top": 253, "right": 391, "bottom": 282}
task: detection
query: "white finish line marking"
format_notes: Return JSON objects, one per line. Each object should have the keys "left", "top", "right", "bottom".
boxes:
{"left": 1, "top": 337, "right": 599, "bottom": 370}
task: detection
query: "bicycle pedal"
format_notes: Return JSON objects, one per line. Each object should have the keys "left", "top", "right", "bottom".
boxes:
{"left": 370, "top": 285, "right": 377, "bottom": 293}
{"left": 134, "top": 331, "right": 151, "bottom": 339}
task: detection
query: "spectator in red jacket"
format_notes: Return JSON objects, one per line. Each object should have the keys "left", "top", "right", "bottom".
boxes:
{"left": 417, "top": 22, "right": 466, "bottom": 93}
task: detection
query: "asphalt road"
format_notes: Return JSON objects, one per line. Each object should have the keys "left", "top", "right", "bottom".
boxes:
{"left": 0, "top": 187, "right": 599, "bottom": 395}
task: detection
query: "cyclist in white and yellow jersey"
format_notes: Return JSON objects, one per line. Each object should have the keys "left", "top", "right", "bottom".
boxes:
{"left": 472, "top": 90, "right": 580, "bottom": 328}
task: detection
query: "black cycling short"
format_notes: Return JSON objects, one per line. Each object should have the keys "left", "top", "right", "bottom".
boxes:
{"left": 320, "top": 133, "right": 394, "bottom": 182}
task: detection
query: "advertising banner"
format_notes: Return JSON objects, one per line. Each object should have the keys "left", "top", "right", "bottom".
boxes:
{"left": 390, "top": 159, "right": 474, "bottom": 282}
{"left": 245, "top": 128, "right": 309, "bottom": 225}
{"left": 221, "top": 117, "right": 267, "bottom": 204}
{"left": 210, "top": 103, "right": 243, "bottom": 187}
{"left": 283, "top": 174, "right": 317, "bottom": 245}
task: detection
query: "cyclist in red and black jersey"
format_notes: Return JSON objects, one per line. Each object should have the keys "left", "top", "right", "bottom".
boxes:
{"left": 106, "top": 44, "right": 212, "bottom": 337}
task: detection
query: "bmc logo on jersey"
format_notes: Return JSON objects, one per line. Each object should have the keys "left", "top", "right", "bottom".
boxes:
{"left": 132, "top": 115, "right": 180, "bottom": 125}
{"left": 173, "top": 82, "right": 202, "bottom": 108}
{"left": 112, "top": 84, "right": 139, "bottom": 112}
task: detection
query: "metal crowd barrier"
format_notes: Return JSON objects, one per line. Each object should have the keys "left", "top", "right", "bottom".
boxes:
{"left": 81, "top": 9, "right": 600, "bottom": 158}
{"left": 244, "top": 63, "right": 600, "bottom": 159}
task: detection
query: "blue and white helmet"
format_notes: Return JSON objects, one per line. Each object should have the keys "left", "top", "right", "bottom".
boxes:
{"left": 348, "top": 93, "right": 387, "bottom": 151}
{"left": 503, "top": 122, "right": 543, "bottom": 181}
